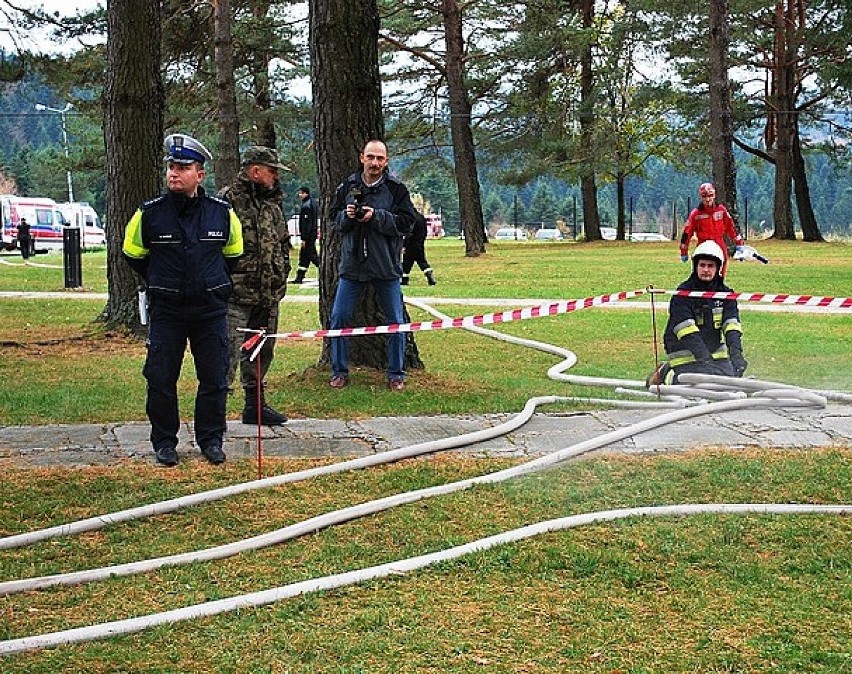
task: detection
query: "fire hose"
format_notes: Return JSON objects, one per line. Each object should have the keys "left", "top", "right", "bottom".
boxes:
{"left": 0, "top": 294, "right": 849, "bottom": 655}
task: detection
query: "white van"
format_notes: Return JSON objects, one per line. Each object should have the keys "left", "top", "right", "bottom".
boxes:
{"left": 57, "top": 202, "right": 107, "bottom": 249}
{"left": 0, "top": 195, "right": 67, "bottom": 251}
{"left": 494, "top": 227, "right": 527, "bottom": 241}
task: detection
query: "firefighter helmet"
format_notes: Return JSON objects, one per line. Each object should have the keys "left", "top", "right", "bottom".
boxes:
{"left": 692, "top": 240, "right": 725, "bottom": 269}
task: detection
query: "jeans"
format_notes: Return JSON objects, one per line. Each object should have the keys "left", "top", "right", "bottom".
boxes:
{"left": 330, "top": 277, "right": 405, "bottom": 381}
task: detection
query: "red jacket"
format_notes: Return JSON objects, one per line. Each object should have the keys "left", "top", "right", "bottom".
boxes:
{"left": 680, "top": 203, "right": 743, "bottom": 258}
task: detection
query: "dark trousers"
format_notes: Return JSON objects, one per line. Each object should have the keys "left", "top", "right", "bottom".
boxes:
{"left": 143, "top": 303, "right": 229, "bottom": 452}
{"left": 226, "top": 302, "right": 278, "bottom": 389}
{"left": 402, "top": 244, "right": 430, "bottom": 274}
{"left": 297, "top": 239, "right": 320, "bottom": 270}
{"left": 670, "top": 358, "right": 735, "bottom": 384}
{"left": 19, "top": 236, "right": 32, "bottom": 259}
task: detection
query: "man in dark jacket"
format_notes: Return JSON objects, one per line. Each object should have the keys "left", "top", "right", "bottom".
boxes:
{"left": 401, "top": 210, "right": 436, "bottom": 286}
{"left": 328, "top": 139, "right": 416, "bottom": 391}
{"left": 291, "top": 186, "right": 319, "bottom": 284}
{"left": 17, "top": 218, "right": 32, "bottom": 259}
{"left": 218, "top": 146, "right": 291, "bottom": 426}
{"left": 123, "top": 133, "right": 243, "bottom": 467}
{"left": 648, "top": 240, "right": 747, "bottom": 386}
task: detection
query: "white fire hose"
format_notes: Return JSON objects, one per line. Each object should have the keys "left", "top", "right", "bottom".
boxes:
{"left": 0, "top": 299, "right": 847, "bottom": 655}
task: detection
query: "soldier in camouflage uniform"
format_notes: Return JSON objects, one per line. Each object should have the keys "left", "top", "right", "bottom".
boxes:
{"left": 218, "top": 146, "right": 291, "bottom": 425}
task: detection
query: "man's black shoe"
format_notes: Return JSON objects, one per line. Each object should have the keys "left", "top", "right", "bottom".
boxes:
{"left": 155, "top": 446, "right": 179, "bottom": 467}
{"left": 200, "top": 443, "right": 226, "bottom": 465}
{"left": 242, "top": 403, "right": 287, "bottom": 426}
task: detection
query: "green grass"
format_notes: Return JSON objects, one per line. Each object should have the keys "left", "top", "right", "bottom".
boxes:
{"left": 0, "top": 450, "right": 849, "bottom": 672}
{"left": 0, "top": 241, "right": 850, "bottom": 671}
{"left": 0, "top": 239, "right": 850, "bottom": 424}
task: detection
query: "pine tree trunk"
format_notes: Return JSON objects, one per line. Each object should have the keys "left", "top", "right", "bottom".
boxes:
{"left": 708, "top": 0, "right": 739, "bottom": 227}
{"left": 250, "top": 0, "right": 276, "bottom": 148}
{"left": 213, "top": 0, "right": 240, "bottom": 189}
{"left": 792, "top": 122, "right": 824, "bottom": 242}
{"left": 769, "top": 1, "right": 796, "bottom": 240}
{"left": 578, "top": 0, "right": 601, "bottom": 240}
{"left": 309, "top": 0, "right": 423, "bottom": 371}
{"left": 100, "top": 0, "right": 164, "bottom": 335}
{"left": 443, "top": 0, "right": 486, "bottom": 258}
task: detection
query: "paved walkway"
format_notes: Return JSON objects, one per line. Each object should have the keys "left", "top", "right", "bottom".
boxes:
{"left": 2, "top": 404, "right": 851, "bottom": 468}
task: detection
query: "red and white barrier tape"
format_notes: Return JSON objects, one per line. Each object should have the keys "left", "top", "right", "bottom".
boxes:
{"left": 240, "top": 287, "right": 851, "bottom": 355}
{"left": 664, "top": 290, "right": 852, "bottom": 308}
{"left": 242, "top": 290, "right": 646, "bottom": 348}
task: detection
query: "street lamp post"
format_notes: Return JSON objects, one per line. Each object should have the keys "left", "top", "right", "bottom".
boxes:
{"left": 35, "top": 102, "right": 74, "bottom": 203}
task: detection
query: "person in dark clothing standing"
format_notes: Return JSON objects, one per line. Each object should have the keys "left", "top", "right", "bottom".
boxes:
{"left": 17, "top": 218, "right": 33, "bottom": 259}
{"left": 123, "top": 133, "right": 244, "bottom": 467}
{"left": 647, "top": 240, "right": 747, "bottom": 387}
{"left": 292, "top": 186, "right": 320, "bottom": 284}
{"left": 401, "top": 210, "right": 436, "bottom": 286}
{"left": 328, "top": 139, "right": 417, "bottom": 391}
{"left": 219, "top": 146, "right": 291, "bottom": 426}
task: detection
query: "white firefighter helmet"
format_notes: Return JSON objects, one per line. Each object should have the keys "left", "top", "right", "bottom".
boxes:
{"left": 692, "top": 240, "right": 725, "bottom": 269}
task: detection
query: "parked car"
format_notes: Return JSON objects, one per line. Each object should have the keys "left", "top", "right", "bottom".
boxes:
{"left": 600, "top": 227, "right": 617, "bottom": 240}
{"left": 628, "top": 232, "right": 669, "bottom": 242}
{"left": 494, "top": 227, "right": 527, "bottom": 241}
{"left": 534, "top": 228, "right": 563, "bottom": 241}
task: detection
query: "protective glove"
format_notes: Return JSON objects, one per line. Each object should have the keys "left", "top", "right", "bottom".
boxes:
{"left": 680, "top": 254, "right": 689, "bottom": 263}
{"left": 730, "top": 352, "right": 748, "bottom": 377}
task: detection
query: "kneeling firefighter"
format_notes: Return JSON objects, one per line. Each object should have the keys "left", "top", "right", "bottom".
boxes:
{"left": 649, "top": 240, "right": 747, "bottom": 386}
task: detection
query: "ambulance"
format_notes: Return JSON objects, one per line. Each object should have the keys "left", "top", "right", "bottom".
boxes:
{"left": 0, "top": 195, "right": 67, "bottom": 252}
{"left": 57, "top": 202, "right": 107, "bottom": 249}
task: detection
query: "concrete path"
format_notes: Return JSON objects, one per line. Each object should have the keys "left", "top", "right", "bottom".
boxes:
{"left": 2, "top": 404, "right": 851, "bottom": 468}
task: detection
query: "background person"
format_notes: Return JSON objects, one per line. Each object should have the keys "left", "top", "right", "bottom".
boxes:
{"left": 401, "top": 210, "right": 436, "bottom": 286}
{"left": 291, "top": 186, "right": 319, "bottom": 284}
{"left": 122, "top": 133, "right": 243, "bottom": 467}
{"left": 679, "top": 182, "right": 744, "bottom": 277}
{"left": 218, "top": 146, "right": 291, "bottom": 426}
{"left": 649, "top": 240, "right": 747, "bottom": 386}
{"left": 328, "top": 139, "right": 417, "bottom": 391}
{"left": 16, "top": 217, "right": 32, "bottom": 259}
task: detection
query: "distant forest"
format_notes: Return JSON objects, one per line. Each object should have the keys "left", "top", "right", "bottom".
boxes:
{"left": 2, "top": 75, "right": 850, "bottom": 238}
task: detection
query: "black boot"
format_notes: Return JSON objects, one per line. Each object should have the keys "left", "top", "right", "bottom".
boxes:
{"left": 291, "top": 269, "right": 306, "bottom": 284}
{"left": 242, "top": 386, "right": 287, "bottom": 426}
{"left": 425, "top": 269, "right": 437, "bottom": 286}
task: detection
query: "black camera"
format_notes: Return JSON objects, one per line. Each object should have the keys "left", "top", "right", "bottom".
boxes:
{"left": 349, "top": 186, "right": 367, "bottom": 219}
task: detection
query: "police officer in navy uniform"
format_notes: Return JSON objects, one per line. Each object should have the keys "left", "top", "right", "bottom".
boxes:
{"left": 123, "top": 133, "right": 244, "bottom": 467}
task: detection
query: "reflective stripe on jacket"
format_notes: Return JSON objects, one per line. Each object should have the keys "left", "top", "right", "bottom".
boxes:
{"left": 663, "top": 275, "right": 742, "bottom": 367}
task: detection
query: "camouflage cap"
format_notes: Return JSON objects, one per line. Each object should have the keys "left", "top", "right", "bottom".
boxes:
{"left": 241, "top": 146, "right": 289, "bottom": 170}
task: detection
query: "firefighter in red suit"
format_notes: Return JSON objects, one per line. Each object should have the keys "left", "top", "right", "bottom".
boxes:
{"left": 679, "top": 182, "right": 743, "bottom": 277}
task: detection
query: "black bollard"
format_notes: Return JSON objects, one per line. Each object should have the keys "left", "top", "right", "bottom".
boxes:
{"left": 63, "top": 226, "right": 83, "bottom": 288}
